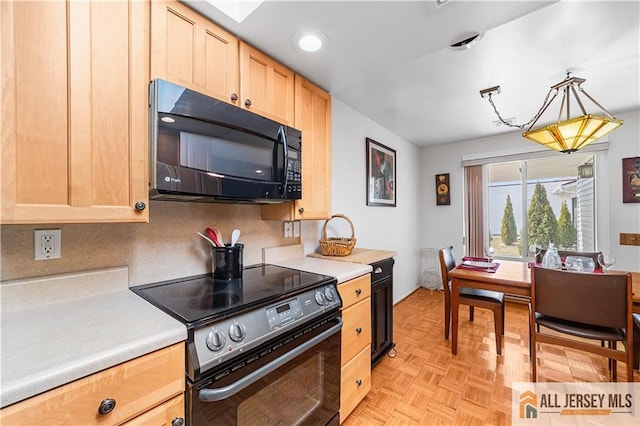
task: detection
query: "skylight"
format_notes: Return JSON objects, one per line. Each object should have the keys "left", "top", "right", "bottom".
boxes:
{"left": 206, "top": 0, "right": 265, "bottom": 23}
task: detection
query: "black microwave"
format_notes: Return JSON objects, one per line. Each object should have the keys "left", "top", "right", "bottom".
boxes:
{"left": 149, "top": 79, "right": 302, "bottom": 203}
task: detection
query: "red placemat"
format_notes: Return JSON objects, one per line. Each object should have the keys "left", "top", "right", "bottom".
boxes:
{"left": 459, "top": 257, "right": 500, "bottom": 273}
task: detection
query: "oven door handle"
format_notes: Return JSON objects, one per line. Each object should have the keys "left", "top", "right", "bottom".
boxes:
{"left": 198, "top": 318, "right": 342, "bottom": 402}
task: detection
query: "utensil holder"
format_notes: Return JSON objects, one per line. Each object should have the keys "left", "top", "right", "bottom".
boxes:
{"left": 212, "top": 244, "right": 243, "bottom": 280}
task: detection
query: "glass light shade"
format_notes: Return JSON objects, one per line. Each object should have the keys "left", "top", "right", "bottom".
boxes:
{"left": 522, "top": 114, "right": 623, "bottom": 153}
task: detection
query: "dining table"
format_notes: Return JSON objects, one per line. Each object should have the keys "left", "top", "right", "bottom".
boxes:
{"left": 448, "top": 259, "right": 640, "bottom": 355}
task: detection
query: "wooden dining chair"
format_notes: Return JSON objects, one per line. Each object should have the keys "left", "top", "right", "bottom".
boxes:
{"left": 530, "top": 266, "right": 634, "bottom": 382}
{"left": 439, "top": 246, "right": 505, "bottom": 355}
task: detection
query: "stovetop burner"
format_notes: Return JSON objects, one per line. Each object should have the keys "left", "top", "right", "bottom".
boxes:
{"left": 131, "top": 264, "right": 335, "bottom": 326}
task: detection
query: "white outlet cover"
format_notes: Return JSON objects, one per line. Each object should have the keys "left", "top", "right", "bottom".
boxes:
{"left": 34, "top": 229, "right": 61, "bottom": 260}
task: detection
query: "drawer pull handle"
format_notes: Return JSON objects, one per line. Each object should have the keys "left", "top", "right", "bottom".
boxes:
{"left": 172, "top": 417, "right": 185, "bottom": 426}
{"left": 355, "top": 379, "right": 363, "bottom": 387}
{"left": 355, "top": 288, "right": 362, "bottom": 295}
{"left": 355, "top": 327, "right": 362, "bottom": 334}
{"left": 374, "top": 267, "right": 383, "bottom": 274}
{"left": 97, "top": 398, "right": 116, "bottom": 415}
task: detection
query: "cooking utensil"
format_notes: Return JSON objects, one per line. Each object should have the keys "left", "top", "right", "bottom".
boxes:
{"left": 230, "top": 229, "right": 240, "bottom": 247}
{"left": 197, "top": 231, "right": 217, "bottom": 247}
{"left": 206, "top": 227, "right": 224, "bottom": 247}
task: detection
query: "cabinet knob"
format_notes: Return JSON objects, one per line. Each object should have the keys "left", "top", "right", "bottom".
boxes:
{"left": 245, "top": 99, "right": 252, "bottom": 107}
{"left": 172, "top": 417, "right": 185, "bottom": 426}
{"left": 97, "top": 398, "right": 116, "bottom": 415}
{"left": 355, "top": 288, "right": 362, "bottom": 295}
{"left": 230, "top": 93, "right": 238, "bottom": 102}
{"left": 134, "top": 201, "right": 146, "bottom": 211}
{"left": 355, "top": 379, "right": 363, "bottom": 387}
{"left": 355, "top": 327, "right": 362, "bottom": 334}
{"left": 298, "top": 207, "right": 304, "bottom": 214}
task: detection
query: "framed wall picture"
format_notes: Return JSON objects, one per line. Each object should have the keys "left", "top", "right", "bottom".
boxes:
{"left": 435, "top": 173, "right": 450, "bottom": 205}
{"left": 622, "top": 157, "right": 640, "bottom": 203}
{"left": 366, "top": 138, "right": 396, "bottom": 206}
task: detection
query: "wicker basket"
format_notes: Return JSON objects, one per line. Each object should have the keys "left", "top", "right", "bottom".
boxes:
{"left": 319, "top": 214, "right": 356, "bottom": 256}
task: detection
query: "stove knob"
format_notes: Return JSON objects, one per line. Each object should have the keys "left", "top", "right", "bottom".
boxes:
{"left": 206, "top": 329, "right": 226, "bottom": 351}
{"left": 324, "top": 287, "right": 336, "bottom": 301}
{"left": 229, "top": 322, "right": 247, "bottom": 342}
{"left": 314, "top": 291, "right": 326, "bottom": 305}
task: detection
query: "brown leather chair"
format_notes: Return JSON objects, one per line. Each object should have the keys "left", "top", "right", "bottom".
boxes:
{"left": 530, "top": 266, "right": 634, "bottom": 382}
{"left": 535, "top": 250, "right": 602, "bottom": 266}
{"left": 439, "top": 246, "right": 505, "bottom": 355}
{"left": 634, "top": 313, "right": 640, "bottom": 370}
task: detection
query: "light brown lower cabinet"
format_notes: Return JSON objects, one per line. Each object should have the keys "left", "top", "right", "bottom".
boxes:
{"left": 0, "top": 343, "right": 185, "bottom": 425}
{"left": 338, "top": 274, "right": 372, "bottom": 423}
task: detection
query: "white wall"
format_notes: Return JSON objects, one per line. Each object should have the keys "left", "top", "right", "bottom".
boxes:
{"left": 420, "top": 109, "right": 640, "bottom": 271}
{"left": 302, "top": 99, "right": 422, "bottom": 303}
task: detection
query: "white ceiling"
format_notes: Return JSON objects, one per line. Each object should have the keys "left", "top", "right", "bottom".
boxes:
{"left": 183, "top": 0, "right": 640, "bottom": 147}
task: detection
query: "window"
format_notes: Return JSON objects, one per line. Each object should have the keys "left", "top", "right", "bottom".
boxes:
{"left": 484, "top": 153, "right": 595, "bottom": 259}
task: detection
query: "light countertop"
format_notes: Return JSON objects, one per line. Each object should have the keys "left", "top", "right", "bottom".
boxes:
{"left": 0, "top": 267, "right": 186, "bottom": 408}
{"left": 273, "top": 256, "right": 372, "bottom": 283}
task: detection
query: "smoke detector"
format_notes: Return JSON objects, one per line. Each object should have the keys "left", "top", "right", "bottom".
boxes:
{"left": 449, "top": 32, "right": 483, "bottom": 50}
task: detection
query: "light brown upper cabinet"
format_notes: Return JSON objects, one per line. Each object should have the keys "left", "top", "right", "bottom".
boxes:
{"left": 239, "top": 42, "right": 295, "bottom": 126}
{"left": 1, "top": 0, "right": 149, "bottom": 224}
{"left": 150, "top": 0, "right": 239, "bottom": 106}
{"left": 150, "top": 1, "right": 294, "bottom": 126}
{"left": 262, "top": 75, "right": 332, "bottom": 220}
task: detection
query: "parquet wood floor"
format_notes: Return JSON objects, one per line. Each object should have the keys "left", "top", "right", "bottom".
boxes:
{"left": 343, "top": 288, "right": 640, "bottom": 425}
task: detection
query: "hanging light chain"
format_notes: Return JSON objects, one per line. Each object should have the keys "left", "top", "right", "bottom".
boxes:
{"left": 486, "top": 87, "right": 556, "bottom": 130}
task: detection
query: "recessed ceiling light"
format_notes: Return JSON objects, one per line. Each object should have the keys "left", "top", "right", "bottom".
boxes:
{"left": 292, "top": 31, "right": 329, "bottom": 53}
{"left": 449, "top": 31, "right": 483, "bottom": 51}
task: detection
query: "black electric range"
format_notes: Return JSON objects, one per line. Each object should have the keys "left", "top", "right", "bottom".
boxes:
{"left": 131, "top": 264, "right": 341, "bottom": 381}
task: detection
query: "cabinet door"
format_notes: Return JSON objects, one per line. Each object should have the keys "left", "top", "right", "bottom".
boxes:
{"left": 150, "top": 0, "right": 239, "bottom": 105}
{"left": 371, "top": 277, "right": 393, "bottom": 363}
{"left": 1, "top": 0, "right": 149, "bottom": 224}
{"left": 262, "top": 75, "right": 332, "bottom": 220}
{"left": 239, "top": 42, "right": 294, "bottom": 125}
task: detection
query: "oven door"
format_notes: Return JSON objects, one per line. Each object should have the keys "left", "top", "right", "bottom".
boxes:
{"left": 187, "top": 315, "right": 342, "bottom": 426}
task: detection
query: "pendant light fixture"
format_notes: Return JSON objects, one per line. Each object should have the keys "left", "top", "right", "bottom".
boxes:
{"left": 480, "top": 73, "right": 623, "bottom": 154}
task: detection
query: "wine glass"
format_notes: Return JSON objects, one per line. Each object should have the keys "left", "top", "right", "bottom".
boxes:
{"left": 484, "top": 246, "right": 495, "bottom": 264}
{"left": 597, "top": 253, "right": 616, "bottom": 272}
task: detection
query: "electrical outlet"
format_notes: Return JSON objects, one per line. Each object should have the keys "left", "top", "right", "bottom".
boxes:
{"left": 34, "top": 229, "right": 61, "bottom": 260}
{"left": 283, "top": 221, "right": 293, "bottom": 238}
{"left": 293, "top": 221, "right": 300, "bottom": 238}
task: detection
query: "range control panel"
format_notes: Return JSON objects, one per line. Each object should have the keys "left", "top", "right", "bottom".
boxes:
{"left": 192, "top": 282, "right": 341, "bottom": 378}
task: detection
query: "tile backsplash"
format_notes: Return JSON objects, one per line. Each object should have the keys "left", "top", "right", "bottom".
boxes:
{"left": 0, "top": 201, "right": 296, "bottom": 285}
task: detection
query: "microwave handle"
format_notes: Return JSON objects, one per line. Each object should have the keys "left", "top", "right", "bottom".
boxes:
{"left": 278, "top": 126, "right": 288, "bottom": 197}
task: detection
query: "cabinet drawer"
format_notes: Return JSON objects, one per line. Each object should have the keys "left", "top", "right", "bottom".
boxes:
{"left": 341, "top": 298, "right": 371, "bottom": 363}
{"left": 338, "top": 274, "right": 371, "bottom": 309}
{"left": 0, "top": 343, "right": 185, "bottom": 425}
{"left": 122, "top": 394, "right": 184, "bottom": 425}
{"left": 340, "top": 345, "right": 371, "bottom": 423}
{"left": 370, "top": 258, "right": 394, "bottom": 283}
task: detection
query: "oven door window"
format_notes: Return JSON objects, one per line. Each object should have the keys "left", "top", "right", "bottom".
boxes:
{"left": 238, "top": 353, "right": 323, "bottom": 424}
{"left": 189, "top": 319, "right": 341, "bottom": 426}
